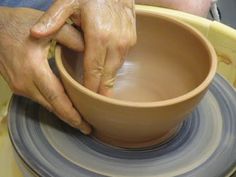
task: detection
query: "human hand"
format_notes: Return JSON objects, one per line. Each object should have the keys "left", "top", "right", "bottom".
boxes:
{"left": 31, "top": 0, "right": 137, "bottom": 96}
{"left": 0, "top": 7, "right": 91, "bottom": 134}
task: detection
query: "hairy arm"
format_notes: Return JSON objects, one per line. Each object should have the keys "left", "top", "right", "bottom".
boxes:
{"left": 135, "top": 0, "right": 212, "bottom": 17}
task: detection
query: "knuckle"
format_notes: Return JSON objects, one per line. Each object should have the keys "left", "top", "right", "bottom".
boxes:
{"left": 40, "top": 85, "right": 60, "bottom": 103}
{"left": 46, "top": 92, "right": 59, "bottom": 103}
{"left": 85, "top": 68, "right": 103, "bottom": 79}
{"left": 102, "top": 75, "right": 115, "bottom": 88}
{"left": 10, "top": 81, "right": 25, "bottom": 95}
{"left": 84, "top": 59, "right": 104, "bottom": 78}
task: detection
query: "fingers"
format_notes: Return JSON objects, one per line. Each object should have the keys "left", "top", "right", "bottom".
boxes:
{"left": 99, "top": 48, "right": 124, "bottom": 96}
{"left": 54, "top": 23, "right": 84, "bottom": 52}
{"left": 27, "top": 84, "right": 53, "bottom": 112}
{"left": 83, "top": 38, "right": 107, "bottom": 93}
{"left": 31, "top": 0, "right": 79, "bottom": 37}
{"left": 34, "top": 62, "right": 91, "bottom": 134}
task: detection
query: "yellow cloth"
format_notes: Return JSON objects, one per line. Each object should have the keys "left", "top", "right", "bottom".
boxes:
{"left": 0, "top": 117, "right": 23, "bottom": 177}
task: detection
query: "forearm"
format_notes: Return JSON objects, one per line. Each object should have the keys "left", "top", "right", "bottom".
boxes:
{"left": 135, "top": 0, "right": 212, "bottom": 17}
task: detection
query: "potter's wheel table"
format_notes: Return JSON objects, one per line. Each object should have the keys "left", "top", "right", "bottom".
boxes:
{"left": 8, "top": 74, "right": 236, "bottom": 177}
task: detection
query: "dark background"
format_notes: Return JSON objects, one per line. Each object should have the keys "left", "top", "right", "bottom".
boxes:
{"left": 218, "top": 0, "right": 236, "bottom": 28}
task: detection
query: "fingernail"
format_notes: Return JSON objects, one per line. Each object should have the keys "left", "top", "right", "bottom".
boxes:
{"left": 32, "top": 23, "right": 46, "bottom": 33}
{"left": 72, "top": 119, "right": 92, "bottom": 135}
{"left": 80, "top": 122, "right": 92, "bottom": 135}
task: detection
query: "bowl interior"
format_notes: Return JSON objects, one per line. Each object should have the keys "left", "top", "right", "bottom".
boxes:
{"left": 61, "top": 13, "right": 211, "bottom": 102}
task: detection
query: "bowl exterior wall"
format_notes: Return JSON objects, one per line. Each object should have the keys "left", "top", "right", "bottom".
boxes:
{"left": 60, "top": 72, "right": 207, "bottom": 145}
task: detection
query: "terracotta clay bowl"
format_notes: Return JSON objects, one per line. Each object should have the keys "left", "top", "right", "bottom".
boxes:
{"left": 55, "top": 10, "right": 217, "bottom": 148}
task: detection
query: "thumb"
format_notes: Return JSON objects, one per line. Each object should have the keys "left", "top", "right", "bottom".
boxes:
{"left": 31, "top": 0, "right": 79, "bottom": 37}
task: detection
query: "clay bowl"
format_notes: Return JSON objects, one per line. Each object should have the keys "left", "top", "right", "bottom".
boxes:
{"left": 55, "top": 10, "right": 217, "bottom": 148}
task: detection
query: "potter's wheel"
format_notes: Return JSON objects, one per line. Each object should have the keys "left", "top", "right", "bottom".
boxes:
{"left": 8, "top": 74, "right": 236, "bottom": 177}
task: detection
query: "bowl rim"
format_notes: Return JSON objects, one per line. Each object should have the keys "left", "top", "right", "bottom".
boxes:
{"left": 55, "top": 9, "right": 217, "bottom": 108}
